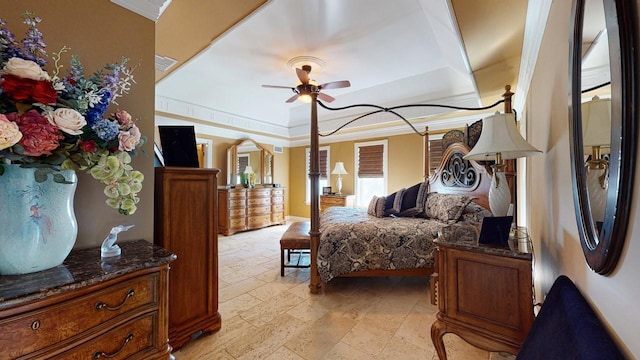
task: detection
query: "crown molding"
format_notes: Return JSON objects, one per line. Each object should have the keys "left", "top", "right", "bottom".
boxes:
{"left": 111, "top": 0, "right": 172, "bottom": 22}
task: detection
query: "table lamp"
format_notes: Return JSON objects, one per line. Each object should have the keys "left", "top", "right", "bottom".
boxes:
{"left": 465, "top": 112, "right": 542, "bottom": 216}
{"left": 331, "top": 162, "right": 348, "bottom": 195}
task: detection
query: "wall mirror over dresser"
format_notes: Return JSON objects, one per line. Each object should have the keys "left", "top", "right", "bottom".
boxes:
{"left": 226, "top": 139, "right": 275, "bottom": 186}
{"left": 220, "top": 139, "right": 284, "bottom": 236}
{"left": 569, "top": 0, "right": 638, "bottom": 274}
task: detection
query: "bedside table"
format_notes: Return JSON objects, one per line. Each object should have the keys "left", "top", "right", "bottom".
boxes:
{"left": 430, "top": 231, "right": 534, "bottom": 359}
{"left": 320, "top": 194, "right": 355, "bottom": 212}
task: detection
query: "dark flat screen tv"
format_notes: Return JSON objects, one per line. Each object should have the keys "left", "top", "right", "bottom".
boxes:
{"left": 158, "top": 125, "right": 199, "bottom": 167}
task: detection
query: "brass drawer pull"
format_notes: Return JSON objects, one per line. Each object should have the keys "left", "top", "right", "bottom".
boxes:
{"left": 95, "top": 289, "right": 135, "bottom": 311}
{"left": 93, "top": 333, "right": 133, "bottom": 359}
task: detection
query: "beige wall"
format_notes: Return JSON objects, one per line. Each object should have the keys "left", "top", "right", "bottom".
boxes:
{"left": 526, "top": 1, "right": 639, "bottom": 357}
{"left": 0, "top": 1, "right": 156, "bottom": 248}
{"left": 288, "top": 133, "right": 426, "bottom": 218}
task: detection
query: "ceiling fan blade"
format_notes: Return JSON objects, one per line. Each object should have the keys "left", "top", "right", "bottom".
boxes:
{"left": 296, "top": 68, "right": 310, "bottom": 85}
{"left": 285, "top": 94, "right": 299, "bottom": 103}
{"left": 262, "top": 84, "right": 294, "bottom": 89}
{"left": 317, "top": 92, "right": 335, "bottom": 102}
{"left": 319, "top": 80, "right": 351, "bottom": 90}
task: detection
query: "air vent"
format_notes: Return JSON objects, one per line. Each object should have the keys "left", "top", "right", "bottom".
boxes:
{"left": 273, "top": 145, "right": 284, "bottom": 154}
{"left": 155, "top": 54, "right": 178, "bottom": 72}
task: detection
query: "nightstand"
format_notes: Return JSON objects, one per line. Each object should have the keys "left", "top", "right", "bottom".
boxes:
{"left": 320, "top": 194, "right": 355, "bottom": 212}
{"left": 430, "top": 230, "right": 534, "bottom": 359}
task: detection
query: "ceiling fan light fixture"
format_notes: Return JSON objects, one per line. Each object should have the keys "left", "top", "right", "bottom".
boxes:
{"left": 287, "top": 56, "right": 325, "bottom": 74}
{"left": 298, "top": 94, "right": 312, "bottom": 103}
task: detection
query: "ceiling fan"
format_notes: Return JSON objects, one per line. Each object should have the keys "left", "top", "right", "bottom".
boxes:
{"left": 262, "top": 65, "right": 351, "bottom": 103}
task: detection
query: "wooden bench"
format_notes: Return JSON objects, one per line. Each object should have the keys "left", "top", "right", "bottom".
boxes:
{"left": 280, "top": 221, "right": 311, "bottom": 276}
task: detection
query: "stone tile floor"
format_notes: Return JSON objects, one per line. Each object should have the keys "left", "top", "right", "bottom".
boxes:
{"left": 173, "top": 218, "right": 516, "bottom": 360}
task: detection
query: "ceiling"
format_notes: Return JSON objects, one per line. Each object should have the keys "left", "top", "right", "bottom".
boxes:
{"left": 153, "top": 0, "right": 530, "bottom": 145}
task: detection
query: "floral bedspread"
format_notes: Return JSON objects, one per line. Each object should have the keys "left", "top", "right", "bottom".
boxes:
{"left": 318, "top": 207, "right": 454, "bottom": 282}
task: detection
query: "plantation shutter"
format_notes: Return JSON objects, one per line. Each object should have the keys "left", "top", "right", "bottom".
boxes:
{"left": 308, "top": 149, "right": 329, "bottom": 179}
{"left": 358, "top": 144, "right": 384, "bottom": 178}
{"left": 319, "top": 149, "right": 328, "bottom": 179}
{"left": 429, "top": 139, "right": 443, "bottom": 172}
{"left": 238, "top": 155, "right": 249, "bottom": 174}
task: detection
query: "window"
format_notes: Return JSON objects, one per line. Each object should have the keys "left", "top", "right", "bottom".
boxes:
{"left": 429, "top": 138, "right": 443, "bottom": 174}
{"left": 355, "top": 140, "right": 387, "bottom": 206}
{"left": 305, "top": 146, "right": 330, "bottom": 203}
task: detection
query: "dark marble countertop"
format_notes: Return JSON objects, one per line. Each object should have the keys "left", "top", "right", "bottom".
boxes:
{"left": 0, "top": 240, "right": 176, "bottom": 308}
{"left": 435, "top": 231, "right": 533, "bottom": 260}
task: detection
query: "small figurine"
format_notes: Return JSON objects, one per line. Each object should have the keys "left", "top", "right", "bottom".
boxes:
{"left": 101, "top": 224, "right": 135, "bottom": 258}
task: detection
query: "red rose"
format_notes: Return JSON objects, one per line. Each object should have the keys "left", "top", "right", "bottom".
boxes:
{"left": 79, "top": 140, "right": 97, "bottom": 153}
{"left": 1, "top": 74, "right": 58, "bottom": 104}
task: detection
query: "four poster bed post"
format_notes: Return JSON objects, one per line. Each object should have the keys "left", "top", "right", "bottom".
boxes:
{"left": 309, "top": 92, "right": 322, "bottom": 294}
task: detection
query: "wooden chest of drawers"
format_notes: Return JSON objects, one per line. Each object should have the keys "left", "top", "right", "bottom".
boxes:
{"left": 431, "top": 237, "right": 534, "bottom": 358}
{"left": 218, "top": 188, "right": 248, "bottom": 235}
{"left": 320, "top": 194, "right": 355, "bottom": 212}
{"left": 0, "top": 240, "right": 175, "bottom": 359}
{"left": 219, "top": 187, "right": 286, "bottom": 235}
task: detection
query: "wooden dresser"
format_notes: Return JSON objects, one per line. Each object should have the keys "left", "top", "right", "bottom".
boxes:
{"left": 431, "top": 234, "right": 534, "bottom": 359}
{"left": 320, "top": 194, "right": 355, "bottom": 212}
{"left": 0, "top": 240, "right": 175, "bottom": 359}
{"left": 218, "top": 187, "right": 286, "bottom": 236}
{"left": 155, "top": 167, "right": 221, "bottom": 350}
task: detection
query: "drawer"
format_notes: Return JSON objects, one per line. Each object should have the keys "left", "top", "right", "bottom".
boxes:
{"left": 247, "top": 197, "right": 271, "bottom": 207}
{"left": 229, "top": 208, "right": 246, "bottom": 218}
{"left": 228, "top": 217, "right": 246, "bottom": 230}
{"left": 229, "top": 199, "right": 246, "bottom": 209}
{"left": 247, "top": 214, "right": 271, "bottom": 229}
{"left": 271, "top": 212, "right": 285, "bottom": 223}
{"left": 271, "top": 196, "right": 284, "bottom": 205}
{"left": 59, "top": 312, "right": 157, "bottom": 360}
{"left": 247, "top": 189, "right": 271, "bottom": 198}
{"left": 227, "top": 190, "right": 246, "bottom": 199}
{"left": 247, "top": 205, "right": 270, "bottom": 216}
{"left": 0, "top": 275, "right": 156, "bottom": 357}
{"left": 271, "top": 203, "right": 284, "bottom": 213}
{"left": 272, "top": 189, "right": 285, "bottom": 196}
{"left": 322, "top": 197, "right": 345, "bottom": 206}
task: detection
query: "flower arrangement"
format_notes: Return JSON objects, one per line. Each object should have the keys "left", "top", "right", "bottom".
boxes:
{"left": 0, "top": 12, "right": 145, "bottom": 215}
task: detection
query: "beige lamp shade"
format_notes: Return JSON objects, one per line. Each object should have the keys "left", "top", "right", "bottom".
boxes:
{"left": 464, "top": 112, "right": 542, "bottom": 161}
{"left": 331, "top": 162, "right": 348, "bottom": 175}
{"left": 464, "top": 112, "right": 541, "bottom": 216}
{"left": 582, "top": 95, "right": 611, "bottom": 147}
{"left": 244, "top": 165, "right": 254, "bottom": 174}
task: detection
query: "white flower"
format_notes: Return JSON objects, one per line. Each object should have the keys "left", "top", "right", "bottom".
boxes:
{"left": 45, "top": 108, "right": 87, "bottom": 135}
{"left": 0, "top": 114, "right": 22, "bottom": 150}
{"left": 2, "top": 57, "right": 51, "bottom": 81}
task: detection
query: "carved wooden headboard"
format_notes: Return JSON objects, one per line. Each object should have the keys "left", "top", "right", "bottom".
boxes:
{"left": 427, "top": 141, "right": 492, "bottom": 210}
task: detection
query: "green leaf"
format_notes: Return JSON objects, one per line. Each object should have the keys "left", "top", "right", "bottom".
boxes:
{"left": 52, "top": 173, "right": 73, "bottom": 184}
{"left": 34, "top": 169, "right": 49, "bottom": 183}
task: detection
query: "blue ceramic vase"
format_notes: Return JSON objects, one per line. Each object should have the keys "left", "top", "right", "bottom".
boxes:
{"left": 0, "top": 165, "right": 78, "bottom": 275}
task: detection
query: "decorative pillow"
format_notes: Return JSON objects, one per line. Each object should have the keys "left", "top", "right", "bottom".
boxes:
{"left": 399, "top": 182, "right": 422, "bottom": 211}
{"left": 398, "top": 182, "right": 428, "bottom": 217}
{"left": 438, "top": 221, "right": 482, "bottom": 244}
{"left": 367, "top": 195, "right": 386, "bottom": 218}
{"left": 460, "top": 202, "right": 493, "bottom": 223}
{"left": 368, "top": 195, "right": 379, "bottom": 215}
{"left": 384, "top": 189, "right": 406, "bottom": 216}
{"left": 425, "top": 193, "right": 476, "bottom": 223}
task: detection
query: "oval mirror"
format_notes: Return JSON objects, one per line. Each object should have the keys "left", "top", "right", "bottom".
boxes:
{"left": 569, "top": 0, "right": 638, "bottom": 274}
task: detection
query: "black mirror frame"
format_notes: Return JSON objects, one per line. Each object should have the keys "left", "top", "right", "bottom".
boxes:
{"left": 569, "top": 0, "right": 638, "bottom": 275}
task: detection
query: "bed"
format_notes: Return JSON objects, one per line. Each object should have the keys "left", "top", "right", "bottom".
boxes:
{"left": 307, "top": 87, "right": 515, "bottom": 293}
{"left": 315, "top": 140, "right": 495, "bottom": 284}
